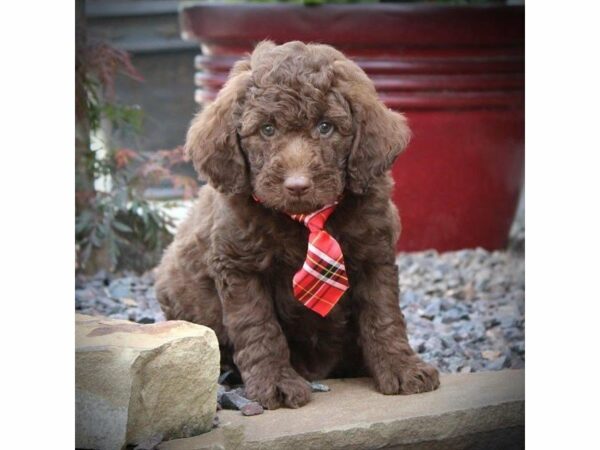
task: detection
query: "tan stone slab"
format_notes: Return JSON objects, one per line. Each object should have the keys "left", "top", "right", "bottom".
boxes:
{"left": 76, "top": 314, "right": 220, "bottom": 450}
{"left": 158, "top": 369, "right": 524, "bottom": 450}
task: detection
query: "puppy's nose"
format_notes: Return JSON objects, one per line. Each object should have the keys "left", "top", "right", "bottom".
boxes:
{"left": 284, "top": 176, "right": 311, "bottom": 196}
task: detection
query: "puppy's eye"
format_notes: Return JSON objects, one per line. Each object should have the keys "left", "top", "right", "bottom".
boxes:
{"left": 317, "top": 121, "right": 334, "bottom": 137}
{"left": 260, "top": 123, "right": 276, "bottom": 138}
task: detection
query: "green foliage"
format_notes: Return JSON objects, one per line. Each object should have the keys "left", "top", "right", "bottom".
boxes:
{"left": 75, "top": 145, "right": 187, "bottom": 272}
{"left": 75, "top": 41, "right": 197, "bottom": 272}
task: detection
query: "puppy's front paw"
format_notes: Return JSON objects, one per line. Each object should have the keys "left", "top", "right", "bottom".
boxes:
{"left": 374, "top": 358, "right": 440, "bottom": 395}
{"left": 245, "top": 368, "right": 312, "bottom": 410}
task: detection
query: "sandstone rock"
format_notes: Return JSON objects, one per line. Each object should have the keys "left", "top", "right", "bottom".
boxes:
{"left": 76, "top": 314, "right": 219, "bottom": 450}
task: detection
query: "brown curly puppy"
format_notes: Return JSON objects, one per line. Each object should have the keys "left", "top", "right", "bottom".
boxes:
{"left": 156, "top": 41, "right": 439, "bottom": 409}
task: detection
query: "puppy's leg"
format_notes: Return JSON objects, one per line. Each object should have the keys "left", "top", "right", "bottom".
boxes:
{"left": 217, "top": 272, "right": 312, "bottom": 409}
{"left": 155, "top": 257, "right": 234, "bottom": 370}
{"left": 356, "top": 263, "right": 440, "bottom": 395}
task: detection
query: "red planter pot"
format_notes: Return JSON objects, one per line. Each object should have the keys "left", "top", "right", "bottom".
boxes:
{"left": 180, "top": 4, "right": 524, "bottom": 252}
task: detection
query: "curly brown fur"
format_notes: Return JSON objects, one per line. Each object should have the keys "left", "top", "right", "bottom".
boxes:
{"left": 156, "top": 41, "right": 439, "bottom": 409}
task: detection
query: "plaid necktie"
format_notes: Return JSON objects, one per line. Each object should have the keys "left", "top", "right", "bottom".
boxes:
{"left": 289, "top": 203, "right": 349, "bottom": 317}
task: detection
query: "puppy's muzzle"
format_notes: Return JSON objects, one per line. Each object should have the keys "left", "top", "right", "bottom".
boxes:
{"left": 284, "top": 175, "right": 312, "bottom": 197}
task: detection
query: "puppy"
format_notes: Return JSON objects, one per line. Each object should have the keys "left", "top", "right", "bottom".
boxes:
{"left": 156, "top": 41, "right": 439, "bottom": 409}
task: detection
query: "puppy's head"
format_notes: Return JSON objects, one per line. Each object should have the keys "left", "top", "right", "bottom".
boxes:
{"left": 185, "top": 41, "right": 411, "bottom": 214}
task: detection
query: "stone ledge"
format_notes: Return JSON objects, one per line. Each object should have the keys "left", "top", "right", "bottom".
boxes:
{"left": 158, "top": 369, "right": 524, "bottom": 450}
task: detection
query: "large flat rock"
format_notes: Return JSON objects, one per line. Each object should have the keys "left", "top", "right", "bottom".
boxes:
{"left": 76, "top": 314, "right": 219, "bottom": 450}
{"left": 159, "top": 369, "right": 524, "bottom": 450}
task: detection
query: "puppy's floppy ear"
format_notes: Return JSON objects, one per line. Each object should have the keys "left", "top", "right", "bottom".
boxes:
{"left": 185, "top": 59, "right": 252, "bottom": 194}
{"left": 333, "top": 60, "right": 411, "bottom": 194}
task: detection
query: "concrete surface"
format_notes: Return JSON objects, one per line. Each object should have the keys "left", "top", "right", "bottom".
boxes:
{"left": 158, "top": 369, "right": 524, "bottom": 450}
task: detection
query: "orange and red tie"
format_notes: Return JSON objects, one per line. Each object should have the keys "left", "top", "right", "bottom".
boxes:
{"left": 289, "top": 204, "right": 349, "bottom": 317}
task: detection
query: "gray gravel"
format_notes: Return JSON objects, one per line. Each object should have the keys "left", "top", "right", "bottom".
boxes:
{"left": 398, "top": 248, "right": 524, "bottom": 374}
{"left": 76, "top": 248, "right": 524, "bottom": 375}
{"left": 75, "top": 270, "right": 165, "bottom": 324}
